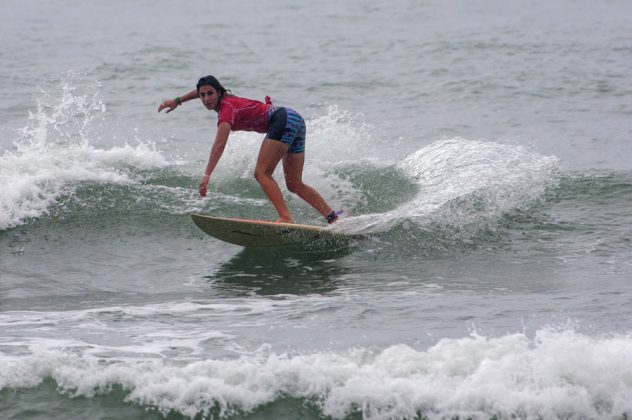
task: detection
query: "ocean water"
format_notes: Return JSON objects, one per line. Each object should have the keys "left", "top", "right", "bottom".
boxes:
{"left": 2, "top": 0, "right": 632, "bottom": 419}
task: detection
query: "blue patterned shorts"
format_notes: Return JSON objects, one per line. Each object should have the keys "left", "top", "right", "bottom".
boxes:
{"left": 266, "top": 107, "right": 306, "bottom": 154}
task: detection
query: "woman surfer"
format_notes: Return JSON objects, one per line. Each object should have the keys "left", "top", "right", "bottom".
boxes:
{"left": 158, "top": 75, "right": 342, "bottom": 224}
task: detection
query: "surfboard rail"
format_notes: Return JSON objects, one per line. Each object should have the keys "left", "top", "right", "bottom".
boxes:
{"left": 190, "top": 213, "right": 354, "bottom": 249}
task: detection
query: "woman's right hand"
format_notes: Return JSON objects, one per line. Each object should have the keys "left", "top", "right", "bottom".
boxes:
{"left": 199, "top": 175, "right": 210, "bottom": 197}
{"left": 158, "top": 99, "right": 178, "bottom": 113}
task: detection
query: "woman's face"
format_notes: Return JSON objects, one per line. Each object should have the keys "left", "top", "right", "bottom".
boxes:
{"left": 198, "top": 85, "right": 220, "bottom": 111}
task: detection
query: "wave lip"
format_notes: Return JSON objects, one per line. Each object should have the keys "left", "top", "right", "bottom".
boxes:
{"left": 1, "top": 328, "right": 631, "bottom": 419}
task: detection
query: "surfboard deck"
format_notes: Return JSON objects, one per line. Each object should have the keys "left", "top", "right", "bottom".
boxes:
{"left": 191, "top": 213, "right": 354, "bottom": 248}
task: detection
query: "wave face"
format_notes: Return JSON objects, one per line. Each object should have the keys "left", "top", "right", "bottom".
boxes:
{"left": 1, "top": 80, "right": 559, "bottom": 246}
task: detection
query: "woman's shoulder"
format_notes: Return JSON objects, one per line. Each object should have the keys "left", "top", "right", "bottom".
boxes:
{"left": 223, "top": 95, "right": 263, "bottom": 106}
{"left": 218, "top": 95, "right": 244, "bottom": 111}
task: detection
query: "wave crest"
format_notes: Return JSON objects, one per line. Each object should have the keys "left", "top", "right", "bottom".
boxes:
{"left": 1, "top": 328, "right": 631, "bottom": 419}
{"left": 0, "top": 78, "right": 169, "bottom": 230}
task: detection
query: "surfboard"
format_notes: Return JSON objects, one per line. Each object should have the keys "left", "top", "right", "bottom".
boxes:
{"left": 190, "top": 213, "right": 355, "bottom": 249}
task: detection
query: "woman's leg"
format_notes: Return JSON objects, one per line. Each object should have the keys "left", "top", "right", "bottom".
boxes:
{"left": 283, "top": 152, "right": 333, "bottom": 217}
{"left": 254, "top": 138, "right": 293, "bottom": 223}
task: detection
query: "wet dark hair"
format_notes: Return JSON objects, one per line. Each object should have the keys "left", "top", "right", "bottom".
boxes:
{"left": 196, "top": 75, "right": 230, "bottom": 97}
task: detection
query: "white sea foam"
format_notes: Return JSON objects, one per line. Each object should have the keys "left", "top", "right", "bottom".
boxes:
{"left": 333, "top": 137, "right": 560, "bottom": 234}
{"left": 0, "top": 79, "right": 170, "bottom": 230}
{"left": 1, "top": 328, "right": 631, "bottom": 419}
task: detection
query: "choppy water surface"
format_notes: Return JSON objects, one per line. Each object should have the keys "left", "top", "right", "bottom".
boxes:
{"left": 2, "top": 0, "right": 632, "bottom": 419}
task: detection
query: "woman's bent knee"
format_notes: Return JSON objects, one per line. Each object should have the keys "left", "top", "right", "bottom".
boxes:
{"left": 286, "top": 182, "right": 297, "bottom": 194}
{"left": 286, "top": 179, "right": 305, "bottom": 194}
{"left": 254, "top": 169, "right": 268, "bottom": 184}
